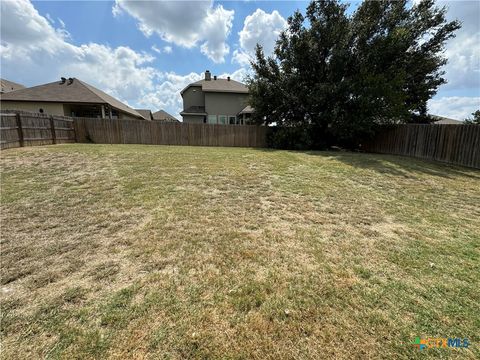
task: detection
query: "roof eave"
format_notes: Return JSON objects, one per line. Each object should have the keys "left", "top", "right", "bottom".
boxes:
{"left": 203, "top": 89, "right": 249, "bottom": 94}
{"left": 180, "top": 112, "right": 207, "bottom": 116}
{"left": 180, "top": 83, "right": 202, "bottom": 96}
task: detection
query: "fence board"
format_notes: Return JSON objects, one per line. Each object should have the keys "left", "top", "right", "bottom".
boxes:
{"left": 72, "top": 117, "right": 266, "bottom": 148}
{"left": 1, "top": 111, "right": 76, "bottom": 149}
{"left": 365, "top": 124, "right": 480, "bottom": 169}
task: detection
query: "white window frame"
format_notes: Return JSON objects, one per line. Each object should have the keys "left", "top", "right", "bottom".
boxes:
{"left": 207, "top": 115, "right": 217, "bottom": 124}
{"left": 218, "top": 115, "right": 227, "bottom": 125}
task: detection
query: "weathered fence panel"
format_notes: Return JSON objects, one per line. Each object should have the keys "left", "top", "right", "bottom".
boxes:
{"left": 1, "top": 111, "right": 76, "bottom": 150}
{"left": 74, "top": 117, "right": 266, "bottom": 148}
{"left": 6, "top": 112, "right": 477, "bottom": 168}
{"left": 364, "top": 124, "right": 480, "bottom": 169}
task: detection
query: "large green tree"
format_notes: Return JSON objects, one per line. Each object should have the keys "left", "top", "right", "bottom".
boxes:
{"left": 247, "top": 0, "right": 461, "bottom": 149}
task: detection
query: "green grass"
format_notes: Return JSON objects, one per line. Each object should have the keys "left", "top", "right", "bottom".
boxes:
{"left": 1, "top": 144, "right": 479, "bottom": 359}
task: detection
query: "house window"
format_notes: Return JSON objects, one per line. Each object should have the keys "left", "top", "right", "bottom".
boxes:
{"left": 218, "top": 115, "right": 227, "bottom": 125}
{"left": 207, "top": 115, "right": 217, "bottom": 124}
{"left": 236, "top": 117, "right": 243, "bottom": 125}
{"left": 229, "top": 116, "right": 236, "bottom": 125}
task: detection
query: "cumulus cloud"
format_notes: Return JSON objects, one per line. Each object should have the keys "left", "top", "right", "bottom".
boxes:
{"left": 113, "top": 0, "right": 234, "bottom": 63}
{"left": 1, "top": 0, "right": 157, "bottom": 106}
{"left": 151, "top": 44, "right": 173, "bottom": 55}
{"left": 140, "top": 72, "right": 203, "bottom": 117}
{"left": 139, "top": 68, "right": 250, "bottom": 118}
{"left": 233, "top": 9, "right": 287, "bottom": 66}
{"left": 440, "top": 1, "right": 480, "bottom": 91}
{"left": 428, "top": 96, "right": 480, "bottom": 120}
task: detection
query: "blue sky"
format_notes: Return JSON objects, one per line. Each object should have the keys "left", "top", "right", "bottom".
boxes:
{"left": 1, "top": 0, "right": 479, "bottom": 120}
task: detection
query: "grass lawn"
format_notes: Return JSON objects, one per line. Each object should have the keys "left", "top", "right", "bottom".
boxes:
{"left": 1, "top": 144, "right": 479, "bottom": 359}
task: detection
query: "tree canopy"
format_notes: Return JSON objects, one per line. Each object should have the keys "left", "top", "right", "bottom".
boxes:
{"left": 247, "top": 0, "right": 461, "bottom": 149}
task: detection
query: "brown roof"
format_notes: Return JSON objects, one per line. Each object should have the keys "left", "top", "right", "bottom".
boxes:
{"left": 181, "top": 78, "right": 248, "bottom": 95}
{"left": 0, "top": 78, "right": 142, "bottom": 118}
{"left": 152, "top": 109, "right": 178, "bottom": 121}
{"left": 431, "top": 115, "right": 463, "bottom": 124}
{"left": 1, "top": 79, "right": 25, "bottom": 93}
{"left": 135, "top": 109, "right": 153, "bottom": 120}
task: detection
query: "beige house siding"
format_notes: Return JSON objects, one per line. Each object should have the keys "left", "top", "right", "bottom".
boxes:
{"left": 1, "top": 100, "right": 140, "bottom": 120}
{"left": 0, "top": 101, "right": 65, "bottom": 116}
{"left": 183, "top": 86, "right": 204, "bottom": 109}
{"left": 205, "top": 92, "right": 248, "bottom": 118}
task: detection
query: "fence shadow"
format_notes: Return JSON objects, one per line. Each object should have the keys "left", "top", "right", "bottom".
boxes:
{"left": 254, "top": 148, "right": 480, "bottom": 180}
{"left": 319, "top": 151, "right": 480, "bottom": 180}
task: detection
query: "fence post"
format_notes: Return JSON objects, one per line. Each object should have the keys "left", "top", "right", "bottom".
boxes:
{"left": 15, "top": 113, "right": 24, "bottom": 147}
{"left": 49, "top": 115, "right": 56, "bottom": 144}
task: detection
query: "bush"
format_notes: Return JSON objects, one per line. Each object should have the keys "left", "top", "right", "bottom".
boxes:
{"left": 267, "top": 126, "right": 314, "bottom": 150}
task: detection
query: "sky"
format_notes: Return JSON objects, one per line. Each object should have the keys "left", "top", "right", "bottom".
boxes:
{"left": 1, "top": 0, "right": 479, "bottom": 120}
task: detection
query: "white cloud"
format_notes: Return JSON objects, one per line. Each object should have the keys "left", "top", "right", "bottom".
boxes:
{"left": 1, "top": 0, "right": 157, "bottom": 106}
{"left": 151, "top": 44, "right": 162, "bottom": 54}
{"left": 140, "top": 71, "right": 203, "bottom": 117}
{"left": 428, "top": 96, "right": 480, "bottom": 120}
{"left": 151, "top": 44, "right": 173, "bottom": 54}
{"left": 233, "top": 9, "right": 287, "bottom": 66}
{"left": 45, "top": 13, "right": 54, "bottom": 25}
{"left": 139, "top": 68, "right": 249, "bottom": 118}
{"left": 440, "top": 1, "right": 480, "bottom": 91}
{"left": 219, "top": 68, "right": 251, "bottom": 83}
{"left": 424, "top": 1, "right": 480, "bottom": 118}
{"left": 113, "top": 1, "right": 234, "bottom": 63}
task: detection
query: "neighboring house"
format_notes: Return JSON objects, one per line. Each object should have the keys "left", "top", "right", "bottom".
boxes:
{"left": 431, "top": 115, "right": 463, "bottom": 124}
{"left": 152, "top": 110, "right": 178, "bottom": 122}
{"left": 0, "top": 77, "right": 144, "bottom": 120}
{"left": 135, "top": 109, "right": 153, "bottom": 120}
{"left": 1, "top": 79, "right": 25, "bottom": 93}
{"left": 180, "top": 70, "right": 253, "bottom": 125}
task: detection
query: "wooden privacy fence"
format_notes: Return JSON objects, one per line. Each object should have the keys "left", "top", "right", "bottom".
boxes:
{"left": 3, "top": 111, "right": 478, "bottom": 169}
{"left": 1, "top": 111, "right": 76, "bottom": 150}
{"left": 74, "top": 117, "right": 267, "bottom": 148}
{"left": 364, "top": 124, "right": 480, "bottom": 169}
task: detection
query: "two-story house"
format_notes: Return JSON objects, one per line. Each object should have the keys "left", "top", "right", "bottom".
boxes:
{"left": 180, "top": 70, "right": 253, "bottom": 125}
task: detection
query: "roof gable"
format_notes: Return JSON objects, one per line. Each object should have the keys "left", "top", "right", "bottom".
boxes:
{"left": 153, "top": 109, "right": 178, "bottom": 121}
{"left": 1, "top": 79, "right": 25, "bottom": 93}
{"left": 135, "top": 109, "right": 153, "bottom": 120}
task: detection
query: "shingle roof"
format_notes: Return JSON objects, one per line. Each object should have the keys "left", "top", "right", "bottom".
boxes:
{"left": 431, "top": 115, "right": 463, "bottom": 124}
{"left": 0, "top": 78, "right": 142, "bottom": 118}
{"left": 1, "top": 79, "right": 25, "bottom": 93}
{"left": 181, "top": 78, "right": 248, "bottom": 95}
{"left": 238, "top": 105, "right": 254, "bottom": 114}
{"left": 152, "top": 109, "right": 178, "bottom": 121}
{"left": 135, "top": 109, "right": 153, "bottom": 120}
